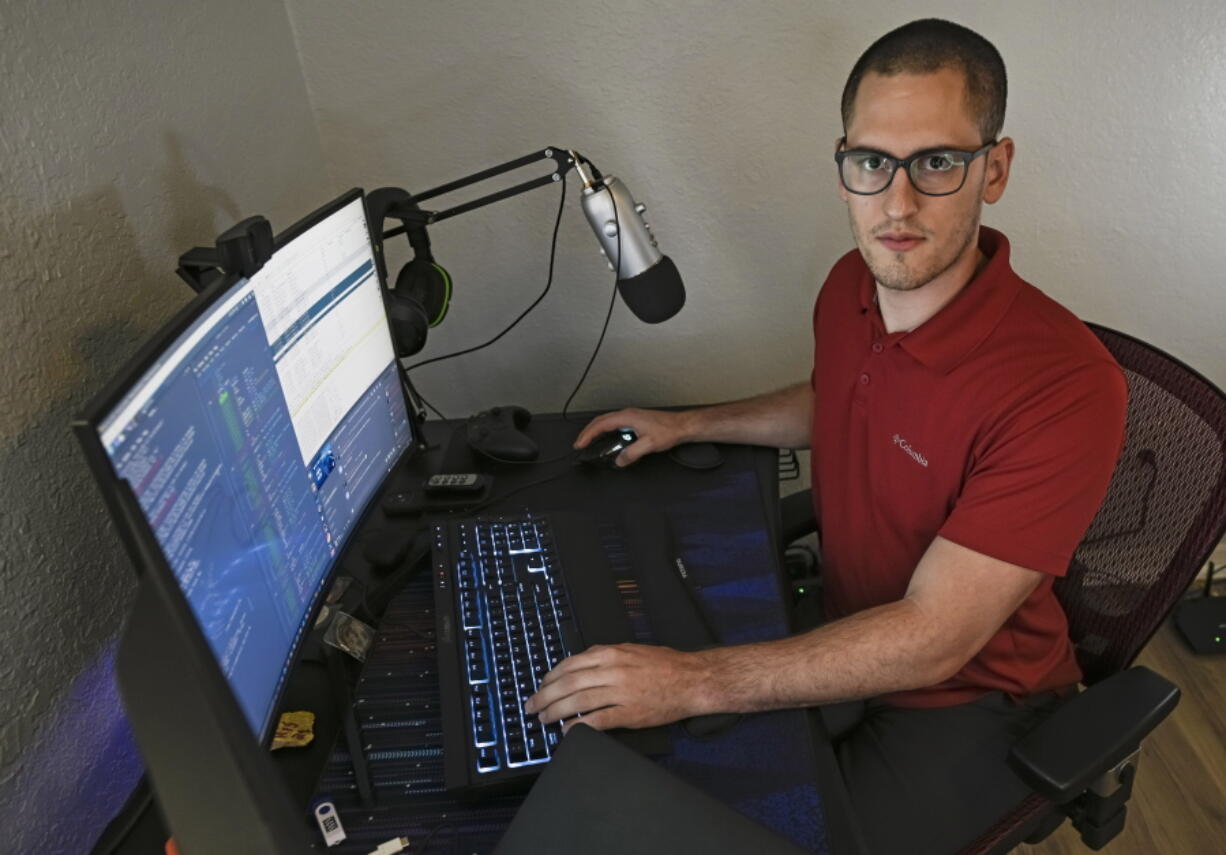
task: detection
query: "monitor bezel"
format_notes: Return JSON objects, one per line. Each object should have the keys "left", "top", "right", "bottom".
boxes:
{"left": 72, "top": 186, "right": 421, "bottom": 743}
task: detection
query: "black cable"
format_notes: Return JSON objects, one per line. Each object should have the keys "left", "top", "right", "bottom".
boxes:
{"left": 356, "top": 464, "right": 573, "bottom": 625}
{"left": 414, "top": 387, "right": 447, "bottom": 421}
{"left": 455, "top": 468, "right": 574, "bottom": 517}
{"left": 404, "top": 173, "right": 569, "bottom": 417}
{"left": 415, "top": 818, "right": 454, "bottom": 852}
{"left": 562, "top": 181, "right": 622, "bottom": 421}
{"left": 476, "top": 448, "right": 576, "bottom": 466}
{"left": 357, "top": 565, "right": 434, "bottom": 635}
{"left": 398, "top": 370, "right": 430, "bottom": 426}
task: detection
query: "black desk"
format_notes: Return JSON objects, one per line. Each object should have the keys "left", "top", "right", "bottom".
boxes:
{"left": 114, "top": 414, "right": 848, "bottom": 853}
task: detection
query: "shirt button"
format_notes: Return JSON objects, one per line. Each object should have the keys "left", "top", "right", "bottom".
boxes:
{"left": 871, "top": 342, "right": 884, "bottom": 353}
{"left": 859, "top": 373, "right": 870, "bottom": 385}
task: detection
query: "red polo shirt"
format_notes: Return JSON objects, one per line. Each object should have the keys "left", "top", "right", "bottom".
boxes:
{"left": 810, "top": 227, "right": 1126, "bottom": 708}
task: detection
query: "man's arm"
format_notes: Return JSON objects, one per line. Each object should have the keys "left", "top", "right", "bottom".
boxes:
{"left": 574, "top": 382, "right": 813, "bottom": 466}
{"left": 524, "top": 536, "right": 1044, "bottom": 730}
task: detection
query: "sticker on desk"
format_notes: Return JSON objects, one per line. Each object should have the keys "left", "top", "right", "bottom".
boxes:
{"left": 324, "top": 611, "right": 375, "bottom": 662}
{"left": 271, "top": 710, "right": 316, "bottom": 750}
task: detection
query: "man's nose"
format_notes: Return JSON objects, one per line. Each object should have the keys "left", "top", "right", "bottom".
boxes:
{"left": 882, "top": 167, "right": 920, "bottom": 220}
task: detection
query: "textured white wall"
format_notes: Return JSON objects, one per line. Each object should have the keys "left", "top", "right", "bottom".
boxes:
{"left": 284, "top": 0, "right": 1225, "bottom": 419}
{"left": 5, "top": 0, "right": 1224, "bottom": 847}
{"left": 0, "top": 0, "right": 328, "bottom": 849}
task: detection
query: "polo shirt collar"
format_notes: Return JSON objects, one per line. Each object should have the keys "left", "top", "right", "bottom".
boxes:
{"left": 857, "top": 226, "right": 1023, "bottom": 375}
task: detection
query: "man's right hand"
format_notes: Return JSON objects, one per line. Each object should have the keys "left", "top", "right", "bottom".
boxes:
{"left": 574, "top": 408, "right": 692, "bottom": 467}
{"left": 573, "top": 383, "right": 811, "bottom": 466}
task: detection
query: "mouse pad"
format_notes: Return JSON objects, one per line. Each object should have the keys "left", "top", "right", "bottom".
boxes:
{"left": 492, "top": 724, "right": 809, "bottom": 855}
{"left": 426, "top": 419, "right": 831, "bottom": 852}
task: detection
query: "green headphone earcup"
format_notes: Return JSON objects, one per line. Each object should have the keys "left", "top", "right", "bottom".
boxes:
{"left": 426, "top": 263, "right": 452, "bottom": 327}
{"left": 395, "top": 259, "right": 451, "bottom": 327}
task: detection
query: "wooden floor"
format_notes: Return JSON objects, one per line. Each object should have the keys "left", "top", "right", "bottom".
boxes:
{"left": 1015, "top": 619, "right": 1226, "bottom": 854}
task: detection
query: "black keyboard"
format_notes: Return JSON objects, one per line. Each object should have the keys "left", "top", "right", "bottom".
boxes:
{"left": 432, "top": 513, "right": 578, "bottom": 790}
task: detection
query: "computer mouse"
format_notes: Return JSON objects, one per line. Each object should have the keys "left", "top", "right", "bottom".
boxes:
{"left": 668, "top": 442, "right": 724, "bottom": 470}
{"left": 577, "top": 428, "right": 638, "bottom": 468}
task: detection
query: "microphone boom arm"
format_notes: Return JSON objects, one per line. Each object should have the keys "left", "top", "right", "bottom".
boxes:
{"left": 380, "top": 147, "right": 596, "bottom": 239}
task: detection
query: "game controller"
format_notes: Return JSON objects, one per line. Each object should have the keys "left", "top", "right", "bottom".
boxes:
{"left": 466, "top": 405, "right": 539, "bottom": 462}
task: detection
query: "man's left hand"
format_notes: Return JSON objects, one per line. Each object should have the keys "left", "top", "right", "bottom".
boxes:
{"left": 524, "top": 643, "right": 711, "bottom": 732}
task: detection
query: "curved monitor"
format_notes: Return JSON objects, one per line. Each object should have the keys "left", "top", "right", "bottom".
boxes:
{"left": 76, "top": 189, "right": 416, "bottom": 740}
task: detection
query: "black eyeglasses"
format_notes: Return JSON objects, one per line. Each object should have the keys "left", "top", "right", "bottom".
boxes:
{"left": 835, "top": 139, "right": 996, "bottom": 196}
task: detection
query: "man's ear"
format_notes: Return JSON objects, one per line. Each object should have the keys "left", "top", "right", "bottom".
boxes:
{"left": 983, "top": 137, "right": 1015, "bottom": 205}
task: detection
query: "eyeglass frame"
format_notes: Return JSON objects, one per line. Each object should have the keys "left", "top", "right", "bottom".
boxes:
{"left": 834, "top": 138, "right": 997, "bottom": 197}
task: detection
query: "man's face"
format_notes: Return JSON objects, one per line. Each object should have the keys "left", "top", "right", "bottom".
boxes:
{"left": 840, "top": 67, "right": 1009, "bottom": 292}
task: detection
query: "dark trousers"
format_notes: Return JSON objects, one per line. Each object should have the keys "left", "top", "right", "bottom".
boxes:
{"left": 793, "top": 596, "right": 1063, "bottom": 855}
{"left": 819, "top": 691, "right": 1061, "bottom": 855}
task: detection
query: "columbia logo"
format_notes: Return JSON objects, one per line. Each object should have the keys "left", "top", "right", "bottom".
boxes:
{"left": 892, "top": 434, "right": 929, "bottom": 468}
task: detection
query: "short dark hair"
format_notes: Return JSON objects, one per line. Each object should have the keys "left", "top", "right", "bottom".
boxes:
{"left": 840, "top": 19, "right": 1007, "bottom": 144}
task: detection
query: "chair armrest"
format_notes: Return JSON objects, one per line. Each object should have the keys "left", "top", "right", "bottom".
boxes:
{"left": 1008, "top": 666, "right": 1179, "bottom": 803}
{"left": 780, "top": 488, "right": 818, "bottom": 547}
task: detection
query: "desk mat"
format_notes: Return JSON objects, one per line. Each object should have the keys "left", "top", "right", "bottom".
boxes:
{"left": 313, "top": 457, "right": 828, "bottom": 854}
{"left": 652, "top": 465, "right": 826, "bottom": 855}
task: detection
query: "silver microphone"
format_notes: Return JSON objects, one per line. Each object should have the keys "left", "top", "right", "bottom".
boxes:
{"left": 574, "top": 157, "right": 686, "bottom": 323}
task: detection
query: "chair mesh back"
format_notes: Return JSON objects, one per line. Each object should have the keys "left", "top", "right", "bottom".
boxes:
{"left": 1057, "top": 325, "right": 1226, "bottom": 685}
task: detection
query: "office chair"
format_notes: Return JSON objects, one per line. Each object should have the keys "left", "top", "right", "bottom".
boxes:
{"left": 780, "top": 323, "right": 1226, "bottom": 853}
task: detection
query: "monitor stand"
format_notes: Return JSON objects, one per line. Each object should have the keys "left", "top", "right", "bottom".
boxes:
{"left": 118, "top": 580, "right": 314, "bottom": 853}
{"left": 114, "top": 476, "right": 314, "bottom": 854}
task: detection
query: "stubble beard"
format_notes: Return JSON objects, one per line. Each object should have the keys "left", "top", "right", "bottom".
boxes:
{"left": 850, "top": 205, "right": 983, "bottom": 293}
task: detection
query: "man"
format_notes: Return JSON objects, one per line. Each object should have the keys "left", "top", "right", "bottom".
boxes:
{"left": 525, "top": 19, "right": 1127, "bottom": 854}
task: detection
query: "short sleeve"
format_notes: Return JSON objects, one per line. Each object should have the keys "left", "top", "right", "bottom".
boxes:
{"left": 938, "top": 360, "right": 1128, "bottom": 576}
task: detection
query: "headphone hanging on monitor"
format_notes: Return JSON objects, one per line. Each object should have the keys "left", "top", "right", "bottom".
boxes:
{"left": 391, "top": 219, "right": 452, "bottom": 357}
{"left": 366, "top": 188, "right": 454, "bottom": 358}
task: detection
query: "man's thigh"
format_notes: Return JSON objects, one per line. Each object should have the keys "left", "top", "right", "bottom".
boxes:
{"left": 828, "top": 693, "right": 1057, "bottom": 855}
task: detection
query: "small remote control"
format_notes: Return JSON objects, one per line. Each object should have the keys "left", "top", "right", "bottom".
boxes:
{"left": 424, "top": 473, "right": 489, "bottom": 494}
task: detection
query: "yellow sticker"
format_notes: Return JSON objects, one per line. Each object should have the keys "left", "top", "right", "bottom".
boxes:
{"left": 271, "top": 710, "right": 316, "bottom": 750}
